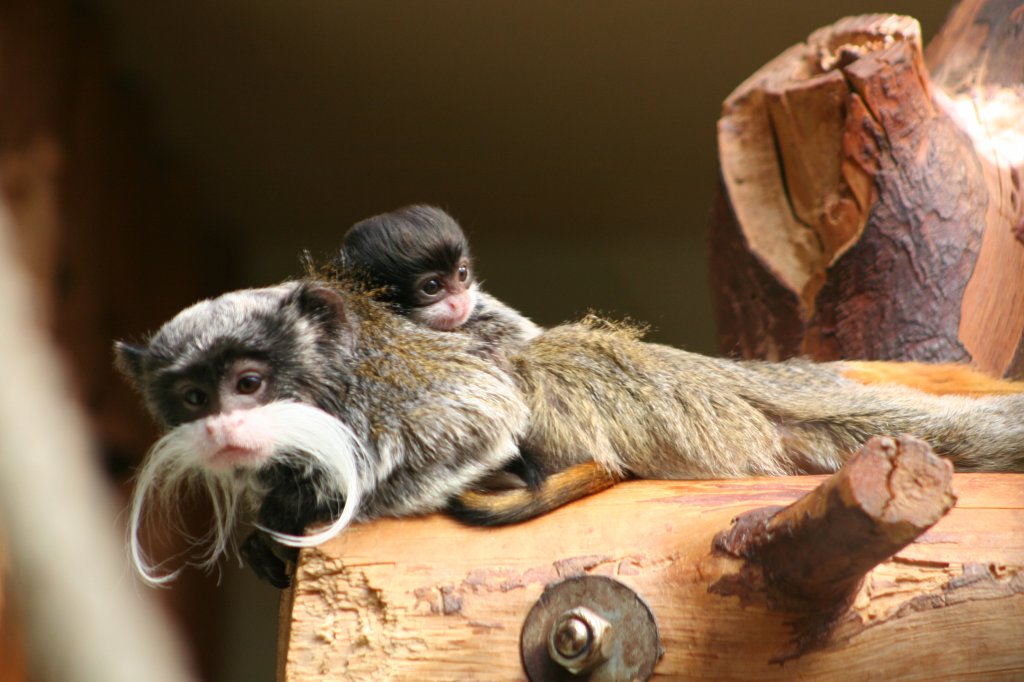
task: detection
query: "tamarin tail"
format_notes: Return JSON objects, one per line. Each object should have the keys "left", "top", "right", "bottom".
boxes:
{"left": 449, "top": 461, "right": 620, "bottom": 526}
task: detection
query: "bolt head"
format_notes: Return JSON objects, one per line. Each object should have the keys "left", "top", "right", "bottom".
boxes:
{"left": 547, "top": 606, "right": 611, "bottom": 675}
{"left": 553, "top": 614, "right": 592, "bottom": 659}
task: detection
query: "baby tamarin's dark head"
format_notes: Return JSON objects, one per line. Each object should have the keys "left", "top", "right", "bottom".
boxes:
{"left": 340, "top": 204, "right": 478, "bottom": 331}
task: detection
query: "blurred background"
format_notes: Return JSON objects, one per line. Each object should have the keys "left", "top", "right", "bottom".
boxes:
{"left": 0, "top": 1, "right": 951, "bottom": 680}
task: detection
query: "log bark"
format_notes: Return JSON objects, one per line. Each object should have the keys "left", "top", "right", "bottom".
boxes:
{"left": 710, "top": 4, "right": 1024, "bottom": 376}
{"left": 279, "top": 466, "right": 1024, "bottom": 680}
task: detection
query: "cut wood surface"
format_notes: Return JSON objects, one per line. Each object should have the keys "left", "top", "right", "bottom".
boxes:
{"left": 279, "top": 471, "right": 1024, "bottom": 681}
{"left": 710, "top": 4, "right": 1024, "bottom": 375}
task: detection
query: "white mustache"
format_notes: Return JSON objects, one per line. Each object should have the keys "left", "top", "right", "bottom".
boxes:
{"left": 128, "top": 401, "right": 367, "bottom": 586}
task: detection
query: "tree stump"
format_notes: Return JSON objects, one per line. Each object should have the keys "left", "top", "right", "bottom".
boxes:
{"left": 710, "top": 2, "right": 1024, "bottom": 376}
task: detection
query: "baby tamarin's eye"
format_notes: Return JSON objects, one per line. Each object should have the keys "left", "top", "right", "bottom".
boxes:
{"left": 182, "top": 387, "right": 208, "bottom": 408}
{"left": 421, "top": 278, "right": 443, "bottom": 296}
{"left": 457, "top": 264, "right": 469, "bottom": 282}
{"left": 236, "top": 372, "right": 264, "bottom": 395}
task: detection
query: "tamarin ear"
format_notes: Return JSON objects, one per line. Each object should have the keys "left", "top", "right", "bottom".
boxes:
{"left": 294, "top": 284, "right": 353, "bottom": 331}
{"left": 113, "top": 341, "right": 149, "bottom": 387}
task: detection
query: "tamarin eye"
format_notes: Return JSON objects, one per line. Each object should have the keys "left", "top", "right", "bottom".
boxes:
{"left": 183, "top": 388, "right": 208, "bottom": 407}
{"left": 421, "top": 278, "right": 443, "bottom": 296}
{"left": 457, "top": 265, "right": 469, "bottom": 282}
{"left": 236, "top": 372, "right": 264, "bottom": 394}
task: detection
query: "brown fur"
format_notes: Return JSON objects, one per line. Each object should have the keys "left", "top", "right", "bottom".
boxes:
{"left": 451, "top": 321, "right": 1024, "bottom": 525}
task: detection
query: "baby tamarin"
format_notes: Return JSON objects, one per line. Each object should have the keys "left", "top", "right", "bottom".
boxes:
{"left": 116, "top": 280, "right": 528, "bottom": 586}
{"left": 118, "top": 271, "right": 1024, "bottom": 588}
{"left": 338, "top": 204, "right": 546, "bottom": 486}
{"left": 337, "top": 204, "right": 541, "bottom": 348}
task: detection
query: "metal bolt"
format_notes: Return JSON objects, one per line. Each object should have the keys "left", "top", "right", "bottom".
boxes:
{"left": 552, "top": 614, "right": 591, "bottom": 659}
{"left": 547, "top": 606, "right": 611, "bottom": 675}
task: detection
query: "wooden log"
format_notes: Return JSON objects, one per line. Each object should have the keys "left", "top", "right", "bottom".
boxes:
{"left": 709, "top": 4, "right": 1024, "bottom": 375}
{"left": 279, "top": 468, "right": 1024, "bottom": 680}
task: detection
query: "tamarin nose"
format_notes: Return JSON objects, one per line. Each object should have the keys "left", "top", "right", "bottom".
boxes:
{"left": 205, "top": 419, "right": 223, "bottom": 445}
{"left": 452, "top": 296, "right": 470, "bottom": 315}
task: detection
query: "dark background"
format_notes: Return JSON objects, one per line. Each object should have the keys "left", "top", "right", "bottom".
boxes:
{"left": 70, "top": 2, "right": 950, "bottom": 679}
{"left": 94, "top": 1, "right": 949, "bottom": 352}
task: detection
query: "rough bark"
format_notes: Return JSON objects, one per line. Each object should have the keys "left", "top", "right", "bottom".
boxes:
{"left": 710, "top": 5, "right": 1024, "bottom": 377}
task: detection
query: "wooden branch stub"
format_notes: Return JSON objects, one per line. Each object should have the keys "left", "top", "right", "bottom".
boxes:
{"left": 713, "top": 436, "right": 955, "bottom": 612}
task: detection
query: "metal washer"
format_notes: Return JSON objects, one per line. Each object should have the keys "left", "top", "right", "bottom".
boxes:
{"left": 521, "top": 575, "right": 661, "bottom": 681}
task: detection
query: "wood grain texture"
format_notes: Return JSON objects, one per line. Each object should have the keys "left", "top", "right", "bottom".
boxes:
{"left": 280, "top": 472, "right": 1024, "bottom": 681}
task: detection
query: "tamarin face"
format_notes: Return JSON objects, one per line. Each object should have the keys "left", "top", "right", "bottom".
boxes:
{"left": 340, "top": 204, "right": 479, "bottom": 330}
{"left": 150, "top": 357, "right": 274, "bottom": 470}
{"left": 407, "top": 253, "right": 476, "bottom": 331}
{"left": 115, "top": 279, "right": 529, "bottom": 585}
{"left": 115, "top": 283, "right": 366, "bottom": 583}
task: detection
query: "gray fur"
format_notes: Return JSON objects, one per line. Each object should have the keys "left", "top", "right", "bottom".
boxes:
{"left": 463, "top": 288, "right": 542, "bottom": 350}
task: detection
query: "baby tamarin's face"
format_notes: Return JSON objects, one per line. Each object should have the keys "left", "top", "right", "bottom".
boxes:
{"left": 340, "top": 204, "right": 479, "bottom": 331}
{"left": 407, "top": 254, "right": 477, "bottom": 330}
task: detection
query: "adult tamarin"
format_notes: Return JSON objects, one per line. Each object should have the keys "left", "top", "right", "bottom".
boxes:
{"left": 117, "top": 273, "right": 1024, "bottom": 587}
